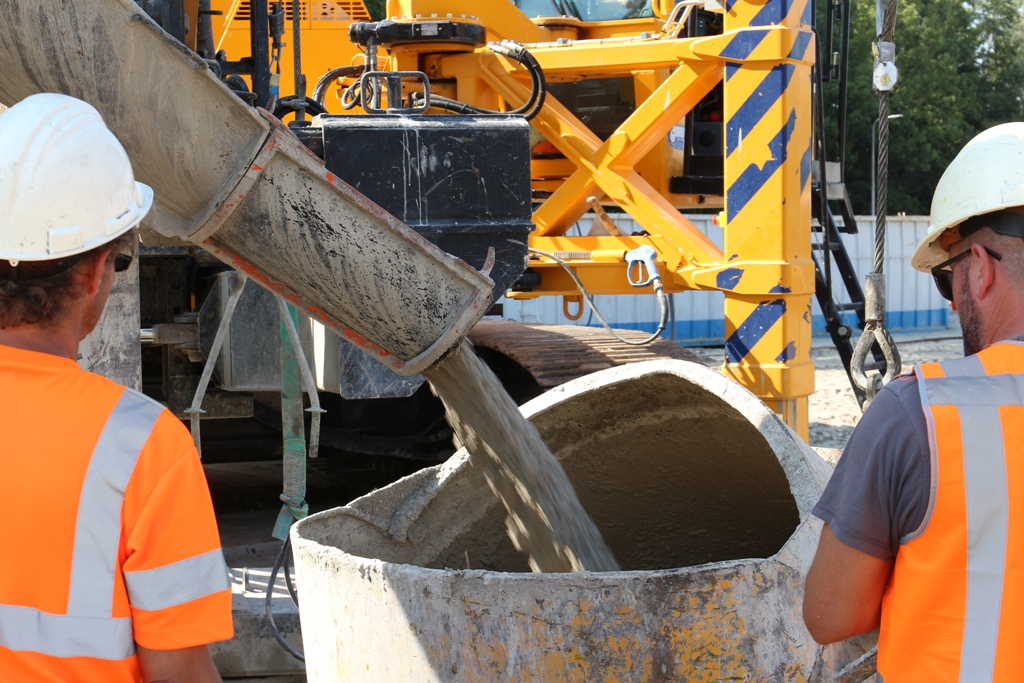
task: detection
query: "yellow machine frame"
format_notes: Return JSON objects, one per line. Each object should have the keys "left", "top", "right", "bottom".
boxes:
{"left": 211, "top": 0, "right": 817, "bottom": 438}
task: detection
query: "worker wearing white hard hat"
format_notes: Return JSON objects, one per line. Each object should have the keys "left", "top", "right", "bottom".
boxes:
{"left": 0, "top": 94, "right": 231, "bottom": 682}
{"left": 804, "top": 123, "right": 1024, "bottom": 680}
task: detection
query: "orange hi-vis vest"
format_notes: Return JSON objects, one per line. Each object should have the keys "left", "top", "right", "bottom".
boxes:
{"left": 0, "top": 345, "right": 233, "bottom": 682}
{"left": 878, "top": 341, "right": 1024, "bottom": 682}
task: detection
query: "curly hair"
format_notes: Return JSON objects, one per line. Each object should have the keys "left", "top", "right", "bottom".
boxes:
{"left": 0, "top": 229, "right": 137, "bottom": 329}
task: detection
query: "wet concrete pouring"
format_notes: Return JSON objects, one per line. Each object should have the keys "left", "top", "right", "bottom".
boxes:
{"left": 423, "top": 341, "right": 619, "bottom": 572}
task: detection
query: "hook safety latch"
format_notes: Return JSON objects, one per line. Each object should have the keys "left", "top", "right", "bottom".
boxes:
{"left": 625, "top": 245, "right": 660, "bottom": 288}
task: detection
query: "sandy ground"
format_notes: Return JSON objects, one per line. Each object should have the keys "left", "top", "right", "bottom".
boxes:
{"left": 690, "top": 326, "right": 966, "bottom": 456}
{"left": 806, "top": 332, "right": 966, "bottom": 450}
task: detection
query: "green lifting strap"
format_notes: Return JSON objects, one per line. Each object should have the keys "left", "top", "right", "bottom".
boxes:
{"left": 273, "top": 302, "right": 309, "bottom": 541}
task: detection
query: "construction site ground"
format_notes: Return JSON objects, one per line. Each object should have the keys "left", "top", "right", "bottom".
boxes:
{"left": 689, "top": 325, "right": 965, "bottom": 457}
{"left": 806, "top": 331, "right": 965, "bottom": 453}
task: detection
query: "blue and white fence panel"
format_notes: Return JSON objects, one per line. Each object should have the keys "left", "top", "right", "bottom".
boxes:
{"left": 500, "top": 214, "right": 951, "bottom": 345}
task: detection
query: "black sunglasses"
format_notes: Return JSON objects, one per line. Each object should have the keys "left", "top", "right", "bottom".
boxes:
{"left": 113, "top": 253, "right": 134, "bottom": 273}
{"left": 930, "top": 246, "right": 1002, "bottom": 301}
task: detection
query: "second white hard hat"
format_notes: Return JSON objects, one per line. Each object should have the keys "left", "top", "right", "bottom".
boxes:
{"left": 912, "top": 122, "right": 1024, "bottom": 272}
{"left": 0, "top": 93, "right": 153, "bottom": 264}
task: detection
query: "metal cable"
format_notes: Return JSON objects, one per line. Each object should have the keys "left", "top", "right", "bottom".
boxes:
{"left": 874, "top": 91, "right": 890, "bottom": 273}
{"left": 852, "top": 0, "right": 902, "bottom": 405}
{"left": 873, "top": 0, "right": 898, "bottom": 273}
{"left": 881, "top": 0, "right": 897, "bottom": 40}
{"left": 292, "top": 0, "right": 305, "bottom": 122}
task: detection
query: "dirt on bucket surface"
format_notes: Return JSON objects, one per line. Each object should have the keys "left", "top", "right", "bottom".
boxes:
{"left": 423, "top": 341, "right": 620, "bottom": 572}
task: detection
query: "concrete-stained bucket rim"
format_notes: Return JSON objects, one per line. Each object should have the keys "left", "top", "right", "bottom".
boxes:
{"left": 292, "top": 358, "right": 832, "bottom": 574}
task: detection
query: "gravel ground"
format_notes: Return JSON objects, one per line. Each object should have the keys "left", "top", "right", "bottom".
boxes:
{"left": 689, "top": 325, "right": 966, "bottom": 455}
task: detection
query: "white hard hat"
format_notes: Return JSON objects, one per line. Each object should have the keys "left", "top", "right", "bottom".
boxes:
{"left": 912, "top": 122, "right": 1024, "bottom": 272}
{"left": 0, "top": 93, "right": 153, "bottom": 264}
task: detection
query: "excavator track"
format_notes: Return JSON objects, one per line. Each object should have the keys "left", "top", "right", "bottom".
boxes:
{"left": 467, "top": 319, "right": 703, "bottom": 389}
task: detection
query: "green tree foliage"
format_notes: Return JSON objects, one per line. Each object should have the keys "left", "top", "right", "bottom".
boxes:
{"left": 364, "top": 0, "right": 385, "bottom": 20}
{"left": 824, "top": 0, "right": 1024, "bottom": 214}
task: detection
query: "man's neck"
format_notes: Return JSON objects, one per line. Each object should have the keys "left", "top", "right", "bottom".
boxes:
{"left": 0, "top": 322, "right": 81, "bottom": 360}
{"left": 984, "top": 312, "right": 1024, "bottom": 350}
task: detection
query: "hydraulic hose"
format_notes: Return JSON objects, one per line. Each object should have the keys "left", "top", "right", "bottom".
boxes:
{"left": 488, "top": 41, "right": 547, "bottom": 120}
{"left": 529, "top": 248, "right": 669, "bottom": 346}
{"left": 266, "top": 536, "right": 304, "bottom": 662}
{"left": 412, "top": 42, "right": 547, "bottom": 120}
{"left": 312, "top": 65, "right": 365, "bottom": 106}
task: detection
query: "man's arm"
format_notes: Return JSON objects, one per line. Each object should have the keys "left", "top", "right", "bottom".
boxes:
{"left": 803, "top": 523, "right": 893, "bottom": 644}
{"left": 137, "top": 644, "right": 222, "bottom": 683}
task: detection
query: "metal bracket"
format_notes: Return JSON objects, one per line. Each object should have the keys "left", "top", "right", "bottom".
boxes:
{"left": 184, "top": 272, "right": 248, "bottom": 457}
{"left": 276, "top": 297, "right": 325, "bottom": 460}
{"left": 360, "top": 70, "right": 431, "bottom": 115}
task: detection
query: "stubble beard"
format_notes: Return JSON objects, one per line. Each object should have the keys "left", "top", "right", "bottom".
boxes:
{"left": 958, "top": 273, "right": 985, "bottom": 356}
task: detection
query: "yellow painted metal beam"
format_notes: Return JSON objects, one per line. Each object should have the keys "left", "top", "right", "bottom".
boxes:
{"left": 468, "top": 52, "right": 724, "bottom": 272}
{"left": 429, "top": 11, "right": 818, "bottom": 437}
{"left": 716, "top": 0, "right": 817, "bottom": 439}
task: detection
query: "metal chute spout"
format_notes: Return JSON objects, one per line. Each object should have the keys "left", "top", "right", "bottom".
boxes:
{"left": 0, "top": 0, "right": 493, "bottom": 375}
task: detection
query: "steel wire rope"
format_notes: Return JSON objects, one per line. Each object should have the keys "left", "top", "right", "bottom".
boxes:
{"left": 292, "top": 0, "right": 305, "bottom": 122}
{"left": 851, "top": 0, "right": 902, "bottom": 403}
{"left": 528, "top": 248, "right": 668, "bottom": 345}
{"left": 874, "top": 0, "right": 898, "bottom": 274}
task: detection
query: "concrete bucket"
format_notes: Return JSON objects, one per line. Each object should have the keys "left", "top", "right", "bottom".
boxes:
{"left": 292, "top": 359, "right": 876, "bottom": 681}
{"left": 0, "top": 0, "right": 493, "bottom": 374}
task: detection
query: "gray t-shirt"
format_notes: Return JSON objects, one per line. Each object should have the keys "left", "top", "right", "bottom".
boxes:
{"left": 812, "top": 374, "right": 932, "bottom": 561}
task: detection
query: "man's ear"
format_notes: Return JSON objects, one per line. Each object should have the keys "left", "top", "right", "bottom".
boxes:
{"left": 973, "top": 242, "right": 998, "bottom": 299}
{"left": 82, "top": 249, "right": 111, "bottom": 297}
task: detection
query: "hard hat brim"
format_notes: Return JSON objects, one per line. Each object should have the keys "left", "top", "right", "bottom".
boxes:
{"left": 0, "top": 182, "right": 153, "bottom": 263}
{"left": 911, "top": 224, "right": 950, "bottom": 273}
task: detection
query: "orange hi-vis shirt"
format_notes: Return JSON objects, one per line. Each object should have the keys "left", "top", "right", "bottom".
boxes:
{"left": 0, "top": 344, "right": 233, "bottom": 682}
{"left": 878, "top": 341, "right": 1024, "bottom": 682}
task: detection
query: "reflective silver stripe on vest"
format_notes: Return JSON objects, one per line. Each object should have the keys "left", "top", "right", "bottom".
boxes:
{"left": 68, "top": 390, "right": 163, "bottom": 616}
{"left": 125, "top": 549, "right": 230, "bottom": 612}
{"left": 0, "top": 604, "right": 135, "bottom": 660}
{"left": 0, "top": 389, "right": 163, "bottom": 660}
{"left": 941, "top": 354, "right": 985, "bottom": 378}
{"left": 922, "top": 359, "right": 1012, "bottom": 682}
{"left": 957, "top": 404, "right": 1009, "bottom": 681}
{"left": 924, "top": 374, "right": 1024, "bottom": 406}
